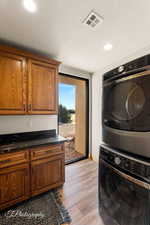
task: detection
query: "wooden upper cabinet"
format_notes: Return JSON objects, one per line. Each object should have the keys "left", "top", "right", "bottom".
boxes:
{"left": 0, "top": 45, "right": 60, "bottom": 115}
{"left": 0, "top": 51, "right": 26, "bottom": 114}
{"left": 28, "top": 60, "right": 57, "bottom": 114}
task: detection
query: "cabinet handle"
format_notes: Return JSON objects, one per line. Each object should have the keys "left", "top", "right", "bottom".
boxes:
{"left": 46, "top": 150, "right": 53, "bottom": 154}
{"left": 0, "top": 159, "right": 11, "bottom": 164}
{"left": 23, "top": 104, "right": 26, "bottom": 111}
{"left": 25, "top": 169, "right": 29, "bottom": 176}
{"left": 28, "top": 104, "right": 31, "bottom": 111}
{"left": 31, "top": 168, "right": 34, "bottom": 174}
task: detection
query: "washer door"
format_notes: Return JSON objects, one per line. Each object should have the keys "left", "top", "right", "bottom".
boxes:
{"left": 99, "top": 159, "right": 150, "bottom": 225}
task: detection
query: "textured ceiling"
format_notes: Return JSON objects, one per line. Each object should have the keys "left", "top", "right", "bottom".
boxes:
{"left": 0, "top": 0, "right": 150, "bottom": 72}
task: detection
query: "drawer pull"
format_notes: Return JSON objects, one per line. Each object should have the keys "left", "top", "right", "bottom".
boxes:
{"left": 32, "top": 148, "right": 59, "bottom": 156}
{"left": 45, "top": 149, "right": 61, "bottom": 154}
{"left": 0, "top": 159, "right": 11, "bottom": 164}
{"left": 46, "top": 150, "right": 53, "bottom": 154}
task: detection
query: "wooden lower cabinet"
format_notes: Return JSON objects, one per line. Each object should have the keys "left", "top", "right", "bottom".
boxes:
{"left": 0, "top": 163, "right": 29, "bottom": 210}
{"left": 0, "top": 144, "right": 65, "bottom": 210}
{"left": 31, "top": 154, "right": 65, "bottom": 196}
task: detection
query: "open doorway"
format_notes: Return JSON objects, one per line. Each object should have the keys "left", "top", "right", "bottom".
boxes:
{"left": 58, "top": 74, "right": 89, "bottom": 164}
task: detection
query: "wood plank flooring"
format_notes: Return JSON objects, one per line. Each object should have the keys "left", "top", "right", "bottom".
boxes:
{"left": 60, "top": 159, "right": 104, "bottom": 225}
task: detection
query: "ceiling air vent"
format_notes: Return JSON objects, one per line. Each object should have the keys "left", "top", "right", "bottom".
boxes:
{"left": 82, "top": 10, "right": 104, "bottom": 28}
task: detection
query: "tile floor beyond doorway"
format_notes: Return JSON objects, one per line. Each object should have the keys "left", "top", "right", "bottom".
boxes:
{"left": 64, "top": 140, "right": 84, "bottom": 162}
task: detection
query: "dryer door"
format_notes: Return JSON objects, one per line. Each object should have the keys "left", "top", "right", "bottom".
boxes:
{"left": 103, "top": 70, "right": 150, "bottom": 131}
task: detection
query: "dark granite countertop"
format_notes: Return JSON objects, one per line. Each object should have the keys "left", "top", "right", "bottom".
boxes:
{"left": 0, "top": 130, "right": 66, "bottom": 154}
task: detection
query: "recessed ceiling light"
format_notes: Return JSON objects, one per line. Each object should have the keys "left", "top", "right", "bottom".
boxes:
{"left": 23, "top": 0, "right": 37, "bottom": 13}
{"left": 104, "top": 43, "right": 113, "bottom": 51}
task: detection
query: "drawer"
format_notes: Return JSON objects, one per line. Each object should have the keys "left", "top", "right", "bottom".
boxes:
{"left": 31, "top": 144, "right": 64, "bottom": 161}
{"left": 0, "top": 150, "right": 29, "bottom": 169}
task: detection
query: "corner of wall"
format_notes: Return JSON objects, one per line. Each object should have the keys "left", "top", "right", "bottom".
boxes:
{"left": 91, "top": 71, "right": 103, "bottom": 162}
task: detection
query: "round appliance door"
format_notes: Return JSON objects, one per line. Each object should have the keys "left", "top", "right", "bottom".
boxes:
{"left": 103, "top": 70, "right": 150, "bottom": 131}
{"left": 111, "top": 83, "right": 145, "bottom": 121}
{"left": 99, "top": 159, "right": 150, "bottom": 225}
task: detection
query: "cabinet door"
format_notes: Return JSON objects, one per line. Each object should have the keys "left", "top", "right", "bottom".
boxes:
{"left": 31, "top": 155, "right": 65, "bottom": 196}
{"left": 28, "top": 59, "right": 58, "bottom": 114}
{"left": 0, "top": 164, "right": 29, "bottom": 210}
{"left": 0, "top": 51, "right": 26, "bottom": 114}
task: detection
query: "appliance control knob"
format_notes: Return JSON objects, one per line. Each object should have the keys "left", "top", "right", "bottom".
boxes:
{"left": 108, "top": 155, "right": 113, "bottom": 161}
{"left": 118, "top": 66, "right": 124, "bottom": 73}
{"left": 115, "top": 157, "right": 121, "bottom": 165}
{"left": 124, "top": 161, "right": 130, "bottom": 169}
{"left": 146, "top": 176, "right": 150, "bottom": 180}
{"left": 129, "top": 65, "right": 132, "bottom": 69}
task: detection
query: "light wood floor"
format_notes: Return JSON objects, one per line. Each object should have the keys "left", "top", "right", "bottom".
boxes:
{"left": 60, "top": 159, "right": 104, "bottom": 225}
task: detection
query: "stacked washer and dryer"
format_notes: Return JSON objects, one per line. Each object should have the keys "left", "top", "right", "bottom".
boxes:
{"left": 99, "top": 55, "right": 150, "bottom": 225}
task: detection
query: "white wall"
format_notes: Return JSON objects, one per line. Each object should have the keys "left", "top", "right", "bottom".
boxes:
{"left": 92, "top": 71, "right": 102, "bottom": 162}
{"left": 0, "top": 115, "right": 57, "bottom": 135}
{"left": 0, "top": 64, "right": 91, "bottom": 135}
{"left": 59, "top": 64, "right": 91, "bottom": 79}
{"left": 92, "top": 46, "right": 150, "bottom": 162}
